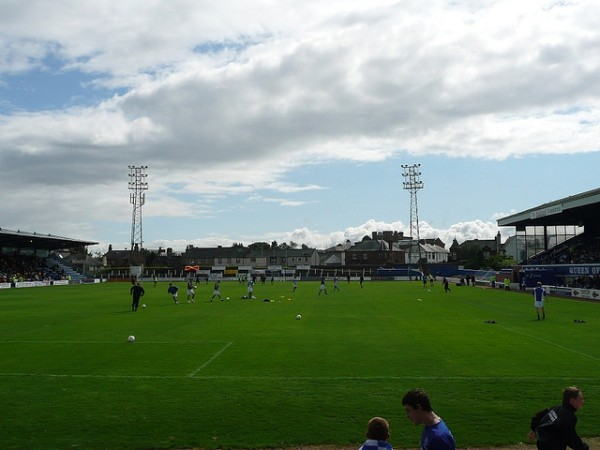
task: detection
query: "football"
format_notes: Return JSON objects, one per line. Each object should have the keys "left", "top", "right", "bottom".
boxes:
{"left": 296, "top": 314, "right": 302, "bottom": 320}
{"left": 142, "top": 304, "right": 146, "bottom": 308}
{"left": 128, "top": 335, "right": 136, "bottom": 343}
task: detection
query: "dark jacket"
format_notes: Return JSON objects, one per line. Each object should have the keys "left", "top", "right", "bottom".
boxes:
{"left": 536, "top": 403, "right": 588, "bottom": 450}
{"left": 130, "top": 284, "right": 145, "bottom": 299}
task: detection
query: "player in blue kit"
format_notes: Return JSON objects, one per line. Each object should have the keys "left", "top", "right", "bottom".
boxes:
{"left": 167, "top": 283, "right": 179, "bottom": 304}
{"left": 533, "top": 282, "right": 546, "bottom": 320}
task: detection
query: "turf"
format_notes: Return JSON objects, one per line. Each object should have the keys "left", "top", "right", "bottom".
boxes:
{"left": 0, "top": 280, "right": 599, "bottom": 450}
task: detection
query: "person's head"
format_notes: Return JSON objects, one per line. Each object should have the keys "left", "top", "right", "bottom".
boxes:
{"left": 537, "top": 282, "right": 542, "bottom": 286}
{"left": 366, "top": 417, "right": 390, "bottom": 441}
{"left": 402, "top": 388, "right": 433, "bottom": 425}
{"left": 562, "top": 386, "right": 585, "bottom": 410}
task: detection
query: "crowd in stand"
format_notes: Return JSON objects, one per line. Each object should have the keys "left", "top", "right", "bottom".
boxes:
{"left": 568, "top": 239, "right": 600, "bottom": 264}
{"left": 0, "top": 255, "right": 66, "bottom": 283}
{"left": 564, "top": 274, "right": 600, "bottom": 289}
{"left": 530, "top": 236, "right": 600, "bottom": 265}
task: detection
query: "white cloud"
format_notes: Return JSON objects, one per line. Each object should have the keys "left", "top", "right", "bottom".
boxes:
{"left": 88, "top": 217, "right": 509, "bottom": 255}
{"left": 0, "top": 1, "right": 597, "bottom": 253}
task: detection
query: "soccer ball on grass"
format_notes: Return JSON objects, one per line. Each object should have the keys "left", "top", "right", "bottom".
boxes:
{"left": 295, "top": 314, "right": 302, "bottom": 320}
{"left": 128, "top": 335, "right": 136, "bottom": 343}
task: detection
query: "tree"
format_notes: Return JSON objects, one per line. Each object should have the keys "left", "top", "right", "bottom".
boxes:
{"left": 249, "top": 242, "right": 270, "bottom": 251}
{"left": 486, "top": 253, "right": 515, "bottom": 271}
{"left": 465, "top": 249, "right": 486, "bottom": 269}
{"left": 70, "top": 246, "right": 91, "bottom": 256}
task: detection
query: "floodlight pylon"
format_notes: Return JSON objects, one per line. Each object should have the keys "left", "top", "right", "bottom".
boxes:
{"left": 128, "top": 165, "right": 148, "bottom": 251}
{"left": 402, "top": 164, "right": 424, "bottom": 276}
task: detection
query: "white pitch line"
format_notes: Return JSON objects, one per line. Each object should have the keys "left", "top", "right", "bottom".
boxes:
{"left": 2, "top": 373, "right": 600, "bottom": 381}
{"left": 0, "top": 340, "right": 229, "bottom": 345}
{"left": 188, "top": 341, "right": 233, "bottom": 377}
{"left": 496, "top": 324, "right": 600, "bottom": 362}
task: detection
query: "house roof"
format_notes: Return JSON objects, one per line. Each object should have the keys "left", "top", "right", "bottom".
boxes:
{"left": 322, "top": 253, "right": 342, "bottom": 265}
{"left": 186, "top": 247, "right": 248, "bottom": 259}
{"left": 459, "top": 239, "right": 496, "bottom": 249}
{"left": 421, "top": 243, "right": 449, "bottom": 254}
{"left": 104, "top": 249, "right": 132, "bottom": 258}
{"left": 349, "top": 239, "right": 389, "bottom": 251}
{"left": 262, "top": 248, "right": 317, "bottom": 257}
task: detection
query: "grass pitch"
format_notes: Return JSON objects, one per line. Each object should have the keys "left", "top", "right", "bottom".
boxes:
{"left": 1, "top": 279, "right": 599, "bottom": 449}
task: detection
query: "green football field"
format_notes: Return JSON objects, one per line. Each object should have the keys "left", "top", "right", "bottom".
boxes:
{"left": 0, "top": 279, "right": 599, "bottom": 450}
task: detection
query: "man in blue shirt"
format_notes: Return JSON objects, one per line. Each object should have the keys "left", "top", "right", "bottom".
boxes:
{"left": 402, "top": 388, "right": 455, "bottom": 450}
{"left": 533, "top": 282, "right": 546, "bottom": 320}
{"left": 167, "top": 283, "right": 179, "bottom": 304}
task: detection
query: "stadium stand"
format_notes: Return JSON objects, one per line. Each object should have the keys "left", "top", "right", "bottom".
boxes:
{"left": 0, "top": 228, "right": 97, "bottom": 283}
{"left": 498, "top": 187, "right": 600, "bottom": 265}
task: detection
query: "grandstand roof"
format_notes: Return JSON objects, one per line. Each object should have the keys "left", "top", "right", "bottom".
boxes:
{"left": 0, "top": 228, "right": 97, "bottom": 251}
{"left": 497, "top": 187, "right": 600, "bottom": 229}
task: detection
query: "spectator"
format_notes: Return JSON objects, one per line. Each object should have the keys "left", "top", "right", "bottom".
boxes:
{"left": 358, "top": 417, "right": 393, "bottom": 450}
{"left": 529, "top": 386, "right": 588, "bottom": 450}
{"left": 402, "top": 388, "right": 456, "bottom": 450}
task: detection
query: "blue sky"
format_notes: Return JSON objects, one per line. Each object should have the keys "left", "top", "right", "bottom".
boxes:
{"left": 1, "top": 1, "right": 599, "bottom": 254}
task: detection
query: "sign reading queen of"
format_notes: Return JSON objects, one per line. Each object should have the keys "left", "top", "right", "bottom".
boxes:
{"left": 568, "top": 265, "right": 600, "bottom": 275}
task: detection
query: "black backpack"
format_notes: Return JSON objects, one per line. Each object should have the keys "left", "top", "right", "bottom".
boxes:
{"left": 530, "top": 407, "right": 551, "bottom": 431}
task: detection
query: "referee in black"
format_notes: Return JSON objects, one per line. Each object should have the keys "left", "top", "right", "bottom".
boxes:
{"left": 130, "top": 282, "right": 145, "bottom": 312}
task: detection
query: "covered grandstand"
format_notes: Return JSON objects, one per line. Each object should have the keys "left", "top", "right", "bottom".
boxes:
{"left": 0, "top": 228, "right": 97, "bottom": 255}
{"left": 0, "top": 228, "right": 98, "bottom": 284}
{"left": 498, "top": 187, "right": 600, "bottom": 291}
{"left": 498, "top": 187, "right": 600, "bottom": 263}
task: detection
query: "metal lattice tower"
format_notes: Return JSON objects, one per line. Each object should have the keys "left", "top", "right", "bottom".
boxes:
{"left": 402, "top": 164, "right": 424, "bottom": 272}
{"left": 128, "top": 165, "right": 148, "bottom": 251}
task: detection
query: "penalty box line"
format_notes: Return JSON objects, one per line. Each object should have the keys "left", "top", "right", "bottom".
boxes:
{"left": 187, "top": 341, "right": 233, "bottom": 377}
